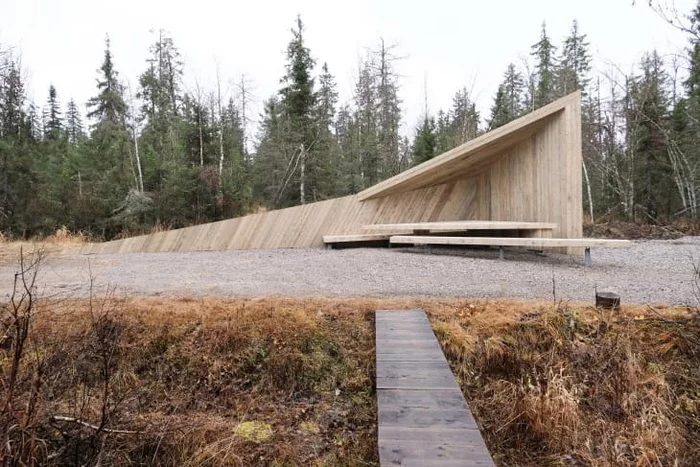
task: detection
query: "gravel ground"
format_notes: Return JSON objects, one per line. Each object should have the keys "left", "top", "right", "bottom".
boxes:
{"left": 2, "top": 237, "right": 700, "bottom": 305}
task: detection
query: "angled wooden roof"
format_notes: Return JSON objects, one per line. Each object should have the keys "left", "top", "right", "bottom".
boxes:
{"left": 358, "top": 91, "right": 581, "bottom": 201}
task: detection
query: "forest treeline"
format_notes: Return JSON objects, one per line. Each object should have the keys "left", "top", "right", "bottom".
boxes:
{"left": 2, "top": 3, "right": 700, "bottom": 239}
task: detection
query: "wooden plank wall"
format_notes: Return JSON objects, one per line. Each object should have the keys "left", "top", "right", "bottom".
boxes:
{"left": 80, "top": 178, "right": 483, "bottom": 254}
{"left": 80, "top": 94, "right": 582, "bottom": 255}
{"left": 486, "top": 98, "right": 583, "bottom": 252}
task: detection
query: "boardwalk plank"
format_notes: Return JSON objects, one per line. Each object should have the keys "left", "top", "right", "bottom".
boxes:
{"left": 376, "top": 309, "right": 495, "bottom": 466}
{"left": 379, "top": 443, "right": 495, "bottom": 466}
{"left": 379, "top": 426, "right": 487, "bottom": 445}
{"left": 378, "top": 407, "right": 478, "bottom": 429}
{"left": 377, "top": 389, "right": 468, "bottom": 410}
{"left": 377, "top": 360, "right": 452, "bottom": 376}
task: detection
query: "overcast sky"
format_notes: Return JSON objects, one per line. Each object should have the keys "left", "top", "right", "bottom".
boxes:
{"left": 0, "top": 0, "right": 696, "bottom": 140}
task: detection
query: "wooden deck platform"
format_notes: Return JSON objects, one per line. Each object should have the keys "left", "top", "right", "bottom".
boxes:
{"left": 376, "top": 309, "right": 494, "bottom": 466}
{"left": 365, "top": 220, "right": 557, "bottom": 233}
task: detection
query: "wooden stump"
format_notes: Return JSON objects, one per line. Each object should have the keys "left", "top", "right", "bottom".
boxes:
{"left": 596, "top": 292, "right": 620, "bottom": 309}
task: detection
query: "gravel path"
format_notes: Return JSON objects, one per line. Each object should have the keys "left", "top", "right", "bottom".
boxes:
{"left": 2, "top": 237, "right": 700, "bottom": 305}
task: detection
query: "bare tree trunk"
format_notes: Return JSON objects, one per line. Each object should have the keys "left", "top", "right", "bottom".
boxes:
{"left": 195, "top": 81, "right": 205, "bottom": 167}
{"left": 199, "top": 115, "right": 204, "bottom": 167}
{"left": 125, "top": 81, "right": 144, "bottom": 192}
{"left": 582, "top": 159, "right": 594, "bottom": 223}
{"left": 237, "top": 74, "right": 253, "bottom": 162}
{"left": 216, "top": 65, "right": 225, "bottom": 189}
{"left": 133, "top": 127, "right": 144, "bottom": 192}
{"left": 300, "top": 143, "right": 305, "bottom": 205}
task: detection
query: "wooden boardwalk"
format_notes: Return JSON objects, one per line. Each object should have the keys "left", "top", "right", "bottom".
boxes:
{"left": 376, "top": 310, "right": 495, "bottom": 466}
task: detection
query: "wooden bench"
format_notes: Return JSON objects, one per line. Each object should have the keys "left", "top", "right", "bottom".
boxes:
{"left": 389, "top": 235, "right": 631, "bottom": 266}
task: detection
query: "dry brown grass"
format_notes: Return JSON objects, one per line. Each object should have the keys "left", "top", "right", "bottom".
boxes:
{"left": 428, "top": 300, "right": 700, "bottom": 466}
{"left": 0, "top": 227, "right": 85, "bottom": 265}
{"left": 3, "top": 297, "right": 383, "bottom": 466}
{"left": 3, "top": 292, "right": 699, "bottom": 466}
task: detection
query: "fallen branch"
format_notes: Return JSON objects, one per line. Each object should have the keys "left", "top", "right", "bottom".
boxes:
{"left": 49, "top": 415, "right": 139, "bottom": 435}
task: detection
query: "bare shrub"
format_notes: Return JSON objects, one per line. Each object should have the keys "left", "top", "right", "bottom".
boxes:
{"left": 1, "top": 249, "right": 48, "bottom": 465}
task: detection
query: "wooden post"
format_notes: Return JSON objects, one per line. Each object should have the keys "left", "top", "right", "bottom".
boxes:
{"left": 596, "top": 292, "right": 620, "bottom": 309}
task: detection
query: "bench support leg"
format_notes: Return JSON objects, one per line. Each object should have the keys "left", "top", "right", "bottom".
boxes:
{"left": 499, "top": 247, "right": 504, "bottom": 260}
{"left": 584, "top": 247, "right": 591, "bottom": 267}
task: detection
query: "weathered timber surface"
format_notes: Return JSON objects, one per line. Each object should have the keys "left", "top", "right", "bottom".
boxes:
{"left": 376, "top": 309, "right": 494, "bottom": 466}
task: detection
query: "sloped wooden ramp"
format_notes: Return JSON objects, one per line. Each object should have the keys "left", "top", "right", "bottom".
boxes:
{"left": 376, "top": 310, "right": 494, "bottom": 466}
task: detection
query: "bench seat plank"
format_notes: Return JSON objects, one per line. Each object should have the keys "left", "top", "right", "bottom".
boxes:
{"left": 390, "top": 236, "right": 631, "bottom": 248}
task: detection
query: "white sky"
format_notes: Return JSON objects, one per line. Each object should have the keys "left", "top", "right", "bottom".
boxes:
{"left": 0, "top": 0, "right": 696, "bottom": 140}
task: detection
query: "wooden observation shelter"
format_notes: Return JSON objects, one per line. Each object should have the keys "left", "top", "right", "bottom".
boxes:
{"left": 80, "top": 91, "right": 628, "bottom": 259}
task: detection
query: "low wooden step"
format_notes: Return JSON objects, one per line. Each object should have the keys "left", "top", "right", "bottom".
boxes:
{"left": 323, "top": 233, "right": 393, "bottom": 243}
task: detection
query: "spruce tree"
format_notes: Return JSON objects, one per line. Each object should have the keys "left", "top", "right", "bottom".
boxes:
{"left": 313, "top": 62, "right": 340, "bottom": 199}
{"left": 65, "top": 99, "right": 84, "bottom": 144}
{"left": 373, "top": 38, "right": 402, "bottom": 178}
{"left": 44, "top": 85, "right": 62, "bottom": 139}
{"left": 220, "top": 96, "right": 249, "bottom": 215}
{"left": 0, "top": 62, "right": 26, "bottom": 138}
{"left": 84, "top": 37, "right": 133, "bottom": 236}
{"left": 138, "top": 30, "right": 182, "bottom": 123}
{"left": 489, "top": 64, "right": 525, "bottom": 130}
{"left": 435, "top": 110, "right": 453, "bottom": 154}
{"left": 450, "top": 87, "right": 479, "bottom": 145}
{"left": 253, "top": 96, "right": 286, "bottom": 204}
{"left": 278, "top": 15, "right": 317, "bottom": 206}
{"left": 531, "top": 22, "right": 558, "bottom": 108}
{"left": 354, "top": 56, "right": 378, "bottom": 188}
{"left": 489, "top": 85, "right": 510, "bottom": 130}
{"left": 0, "top": 56, "right": 34, "bottom": 234}
{"left": 87, "top": 37, "right": 127, "bottom": 126}
{"left": 412, "top": 115, "right": 437, "bottom": 165}
{"left": 138, "top": 31, "right": 184, "bottom": 191}
{"left": 629, "top": 51, "right": 672, "bottom": 219}
{"left": 558, "top": 20, "right": 592, "bottom": 95}
{"left": 335, "top": 103, "right": 361, "bottom": 194}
